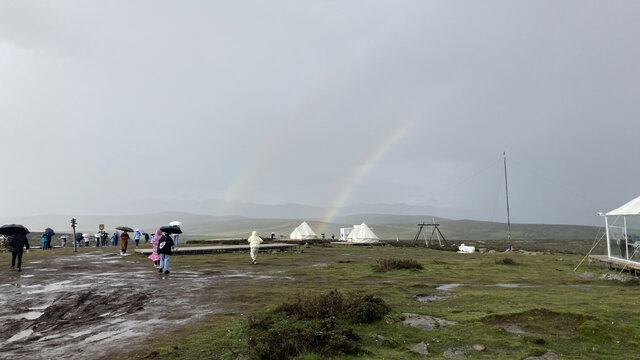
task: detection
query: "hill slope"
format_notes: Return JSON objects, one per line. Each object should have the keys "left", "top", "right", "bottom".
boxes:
{"left": 0, "top": 213, "right": 600, "bottom": 241}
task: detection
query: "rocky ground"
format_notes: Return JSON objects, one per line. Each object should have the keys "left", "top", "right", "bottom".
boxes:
{"left": 0, "top": 250, "right": 287, "bottom": 359}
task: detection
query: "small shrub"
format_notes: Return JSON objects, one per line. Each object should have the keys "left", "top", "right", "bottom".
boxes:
{"left": 495, "top": 257, "right": 517, "bottom": 265}
{"left": 247, "top": 314, "right": 274, "bottom": 330}
{"left": 248, "top": 318, "right": 360, "bottom": 360}
{"left": 373, "top": 258, "right": 423, "bottom": 272}
{"left": 277, "top": 290, "right": 390, "bottom": 324}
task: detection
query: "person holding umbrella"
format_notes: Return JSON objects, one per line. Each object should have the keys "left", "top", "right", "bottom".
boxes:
{"left": 157, "top": 231, "right": 174, "bottom": 274}
{"left": 44, "top": 228, "right": 54, "bottom": 249}
{"left": 10, "top": 233, "right": 30, "bottom": 271}
{"left": 157, "top": 225, "right": 181, "bottom": 274}
{"left": 169, "top": 221, "right": 182, "bottom": 249}
{"left": 120, "top": 231, "right": 130, "bottom": 254}
{"left": 1, "top": 224, "right": 31, "bottom": 272}
{"left": 134, "top": 230, "right": 141, "bottom": 248}
{"left": 75, "top": 232, "right": 83, "bottom": 248}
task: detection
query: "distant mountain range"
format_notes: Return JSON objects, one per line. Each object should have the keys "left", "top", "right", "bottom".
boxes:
{"left": 0, "top": 211, "right": 599, "bottom": 241}
{"left": 109, "top": 197, "right": 472, "bottom": 221}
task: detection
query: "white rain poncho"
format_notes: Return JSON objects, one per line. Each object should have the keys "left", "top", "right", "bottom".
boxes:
{"left": 248, "top": 231, "right": 263, "bottom": 248}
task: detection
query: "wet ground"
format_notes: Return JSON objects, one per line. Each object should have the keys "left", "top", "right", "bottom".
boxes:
{"left": 0, "top": 250, "right": 291, "bottom": 359}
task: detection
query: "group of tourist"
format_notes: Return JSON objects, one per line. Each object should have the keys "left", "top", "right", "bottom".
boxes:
{"left": 7, "top": 225, "right": 267, "bottom": 274}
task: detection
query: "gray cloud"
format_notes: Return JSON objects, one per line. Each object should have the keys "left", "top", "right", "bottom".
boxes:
{"left": 1, "top": 1, "right": 639, "bottom": 225}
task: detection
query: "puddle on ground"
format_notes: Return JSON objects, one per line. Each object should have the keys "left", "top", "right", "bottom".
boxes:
{"left": 495, "top": 283, "right": 521, "bottom": 288}
{"left": 7, "top": 329, "right": 34, "bottom": 342}
{"left": 402, "top": 313, "right": 457, "bottom": 330}
{"left": 416, "top": 294, "right": 451, "bottom": 303}
{"left": 504, "top": 324, "right": 527, "bottom": 334}
{"left": 436, "top": 283, "right": 462, "bottom": 291}
{"left": 10, "top": 311, "right": 43, "bottom": 320}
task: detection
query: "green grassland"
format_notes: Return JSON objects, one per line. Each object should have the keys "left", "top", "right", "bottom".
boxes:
{"left": 105, "top": 243, "right": 637, "bottom": 359}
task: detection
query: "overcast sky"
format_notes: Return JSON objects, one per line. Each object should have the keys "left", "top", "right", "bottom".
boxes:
{"left": 1, "top": 1, "right": 639, "bottom": 225}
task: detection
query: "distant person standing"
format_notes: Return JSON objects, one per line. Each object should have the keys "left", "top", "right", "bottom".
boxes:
{"left": 143, "top": 232, "right": 150, "bottom": 244}
{"left": 10, "top": 233, "right": 30, "bottom": 272}
{"left": 172, "top": 233, "right": 179, "bottom": 250}
{"left": 41, "top": 234, "right": 47, "bottom": 250}
{"left": 110, "top": 232, "right": 117, "bottom": 247}
{"left": 101, "top": 232, "right": 108, "bottom": 247}
{"left": 134, "top": 230, "right": 141, "bottom": 248}
{"left": 45, "top": 232, "right": 53, "bottom": 250}
{"left": 157, "top": 232, "right": 174, "bottom": 274}
{"left": 247, "top": 231, "right": 263, "bottom": 265}
{"left": 120, "top": 231, "right": 130, "bottom": 255}
{"left": 94, "top": 233, "right": 100, "bottom": 247}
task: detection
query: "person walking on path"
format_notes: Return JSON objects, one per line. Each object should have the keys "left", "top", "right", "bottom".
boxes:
{"left": 148, "top": 229, "right": 162, "bottom": 268}
{"left": 143, "top": 232, "right": 150, "bottom": 244}
{"left": 120, "top": 231, "right": 130, "bottom": 255}
{"left": 45, "top": 232, "right": 53, "bottom": 250}
{"left": 247, "top": 231, "right": 263, "bottom": 265}
{"left": 10, "top": 233, "right": 30, "bottom": 272}
{"left": 157, "top": 232, "right": 174, "bottom": 275}
{"left": 134, "top": 230, "right": 141, "bottom": 248}
{"left": 75, "top": 233, "right": 83, "bottom": 248}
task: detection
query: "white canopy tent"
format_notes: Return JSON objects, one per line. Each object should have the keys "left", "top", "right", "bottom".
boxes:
{"left": 347, "top": 223, "right": 379, "bottom": 243}
{"left": 604, "top": 195, "right": 640, "bottom": 265}
{"left": 289, "top": 221, "right": 318, "bottom": 240}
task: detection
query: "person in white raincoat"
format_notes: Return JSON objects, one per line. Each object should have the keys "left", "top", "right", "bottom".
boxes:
{"left": 247, "top": 231, "right": 263, "bottom": 265}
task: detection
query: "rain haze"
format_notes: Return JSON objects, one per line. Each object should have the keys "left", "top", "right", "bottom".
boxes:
{"left": 1, "top": 1, "right": 639, "bottom": 225}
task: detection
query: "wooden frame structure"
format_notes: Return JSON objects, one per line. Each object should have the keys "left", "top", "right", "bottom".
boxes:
{"left": 413, "top": 222, "right": 448, "bottom": 247}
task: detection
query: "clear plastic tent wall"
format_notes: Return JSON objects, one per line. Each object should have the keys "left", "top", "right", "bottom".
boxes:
{"left": 605, "top": 195, "right": 640, "bottom": 264}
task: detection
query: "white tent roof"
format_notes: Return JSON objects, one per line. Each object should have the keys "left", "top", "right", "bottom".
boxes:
{"left": 347, "top": 223, "right": 379, "bottom": 243}
{"left": 289, "top": 221, "right": 318, "bottom": 240}
{"left": 606, "top": 195, "right": 640, "bottom": 216}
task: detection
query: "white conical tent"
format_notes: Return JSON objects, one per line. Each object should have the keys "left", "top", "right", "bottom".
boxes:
{"left": 289, "top": 221, "right": 318, "bottom": 240}
{"left": 347, "top": 223, "right": 379, "bottom": 243}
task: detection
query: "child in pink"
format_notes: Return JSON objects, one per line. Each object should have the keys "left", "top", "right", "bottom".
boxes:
{"left": 148, "top": 228, "right": 162, "bottom": 268}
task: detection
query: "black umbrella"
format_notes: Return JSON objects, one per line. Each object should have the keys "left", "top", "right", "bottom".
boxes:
{"left": 116, "top": 226, "right": 134, "bottom": 232}
{"left": 0, "top": 224, "right": 30, "bottom": 236}
{"left": 44, "top": 227, "right": 55, "bottom": 236}
{"left": 160, "top": 225, "right": 182, "bottom": 234}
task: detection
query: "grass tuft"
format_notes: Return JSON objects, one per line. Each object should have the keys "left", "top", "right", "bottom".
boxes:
{"left": 247, "top": 318, "right": 360, "bottom": 359}
{"left": 277, "top": 289, "right": 390, "bottom": 324}
{"left": 495, "top": 257, "right": 517, "bottom": 265}
{"left": 372, "top": 258, "right": 423, "bottom": 272}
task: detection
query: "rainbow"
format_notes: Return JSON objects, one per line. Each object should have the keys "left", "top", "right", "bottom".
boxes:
{"left": 222, "top": 69, "right": 336, "bottom": 210}
{"left": 317, "top": 122, "right": 413, "bottom": 234}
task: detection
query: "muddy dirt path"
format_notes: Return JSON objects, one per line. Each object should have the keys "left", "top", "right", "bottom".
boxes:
{"left": 0, "top": 250, "right": 289, "bottom": 359}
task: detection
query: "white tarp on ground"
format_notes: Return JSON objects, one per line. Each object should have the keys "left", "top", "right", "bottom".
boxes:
{"left": 457, "top": 244, "right": 476, "bottom": 253}
{"left": 289, "top": 221, "right": 318, "bottom": 240}
{"left": 606, "top": 195, "right": 640, "bottom": 216}
{"left": 347, "top": 223, "right": 379, "bottom": 243}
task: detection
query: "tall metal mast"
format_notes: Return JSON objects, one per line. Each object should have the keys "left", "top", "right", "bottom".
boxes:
{"left": 503, "top": 152, "right": 512, "bottom": 251}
